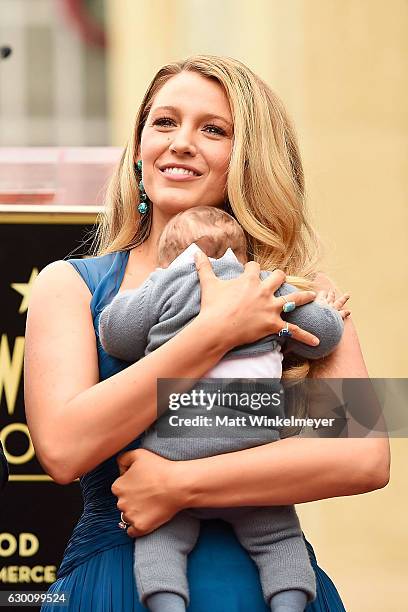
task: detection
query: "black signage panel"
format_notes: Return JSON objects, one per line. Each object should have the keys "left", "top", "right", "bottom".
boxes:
{"left": 1, "top": 211, "right": 97, "bottom": 610}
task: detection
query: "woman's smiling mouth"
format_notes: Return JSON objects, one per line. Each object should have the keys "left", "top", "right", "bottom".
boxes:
{"left": 158, "top": 164, "right": 203, "bottom": 181}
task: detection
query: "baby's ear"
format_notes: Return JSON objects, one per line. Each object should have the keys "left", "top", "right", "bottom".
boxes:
{"left": 194, "top": 235, "right": 215, "bottom": 257}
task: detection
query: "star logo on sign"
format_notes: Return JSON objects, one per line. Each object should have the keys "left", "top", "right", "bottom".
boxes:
{"left": 11, "top": 268, "right": 39, "bottom": 313}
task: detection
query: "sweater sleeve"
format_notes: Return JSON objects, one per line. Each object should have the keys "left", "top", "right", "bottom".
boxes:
{"left": 275, "top": 281, "right": 344, "bottom": 359}
{"left": 98, "top": 279, "right": 155, "bottom": 362}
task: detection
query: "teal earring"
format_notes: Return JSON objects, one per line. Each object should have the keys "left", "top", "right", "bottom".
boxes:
{"left": 135, "top": 159, "right": 150, "bottom": 215}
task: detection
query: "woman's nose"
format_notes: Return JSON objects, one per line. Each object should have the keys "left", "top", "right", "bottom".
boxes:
{"left": 169, "top": 128, "right": 197, "bottom": 156}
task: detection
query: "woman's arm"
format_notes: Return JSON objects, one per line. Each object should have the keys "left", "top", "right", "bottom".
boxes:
{"left": 177, "top": 276, "right": 390, "bottom": 505}
{"left": 25, "top": 258, "right": 316, "bottom": 484}
{"left": 115, "top": 424, "right": 390, "bottom": 538}
{"left": 113, "top": 272, "right": 390, "bottom": 536}
{"left": 187, "top": 343, "right": 388, "bottom": 501}
{"left": 24, "top": 262, "right": 226, "bottom": 484}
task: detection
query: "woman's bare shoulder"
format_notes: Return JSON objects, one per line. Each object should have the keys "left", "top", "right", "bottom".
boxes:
{"left": 27, "top": 260, "right": 96, "bottom": 355}
{"left": 310, "top": 272, "right": 368, "bottom": 377}
{"left": 33, "top": 260, "right": 92, "bottom": 301}
{"left": 312, "top": 272, "right": 342, "bottom": 294}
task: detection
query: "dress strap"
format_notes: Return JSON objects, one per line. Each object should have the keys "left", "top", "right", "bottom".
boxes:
{"left": 66, "top": 251, "right": 129, "bottom": 317}
{"left": 66, "top": 253, "right": 117, "bottom": 295}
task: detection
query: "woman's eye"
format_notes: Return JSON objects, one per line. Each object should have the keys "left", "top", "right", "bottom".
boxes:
{"left": 153, "top": 117, "right": 175, "bottom": 127}
{"left": 204, "top": 125, "right": 225, "bottom": 136}
{"left": 151, "top": 118, "right": 225, "bottom": 136}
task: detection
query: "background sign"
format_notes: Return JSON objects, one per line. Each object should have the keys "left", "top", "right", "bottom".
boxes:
{"left": 0, "top": 211, "right": 97, "bottom": 610}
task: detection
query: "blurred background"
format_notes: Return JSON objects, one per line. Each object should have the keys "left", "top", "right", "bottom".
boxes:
{"left": 0, "top": 0, "right": 407, "bottom": 610}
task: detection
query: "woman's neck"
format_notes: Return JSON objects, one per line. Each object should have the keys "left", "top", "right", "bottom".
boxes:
{"left": 135, "top": 210, "right": 173, "bottom": 264}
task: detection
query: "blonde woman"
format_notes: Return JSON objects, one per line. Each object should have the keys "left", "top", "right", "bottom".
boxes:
{"left": 25, "top": 56, "right": 390, "bottom": 612}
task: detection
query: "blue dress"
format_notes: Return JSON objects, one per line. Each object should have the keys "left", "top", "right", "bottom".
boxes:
{"left": 42, "top": 251, "right": 346, "bottom": 612}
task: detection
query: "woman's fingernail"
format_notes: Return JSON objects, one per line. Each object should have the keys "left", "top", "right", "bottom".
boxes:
{"left": 313, "top": 338, "right": 320, "bottom": 345}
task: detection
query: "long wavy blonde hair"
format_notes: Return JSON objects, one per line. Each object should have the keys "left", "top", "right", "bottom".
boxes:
{"left": 92, "top": 55, "right": 324, "bottom": 382}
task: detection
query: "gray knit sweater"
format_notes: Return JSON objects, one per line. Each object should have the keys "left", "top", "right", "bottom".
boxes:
{"left": 99, "top": 251, "right": 343, "bottom": 363}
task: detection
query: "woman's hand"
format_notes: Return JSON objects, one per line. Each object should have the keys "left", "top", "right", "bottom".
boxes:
{"left": 194, "top": 251, "right": 319, "bottom": 350}
{"left": 111, "top": 449, "right": 184, "bottom": 537}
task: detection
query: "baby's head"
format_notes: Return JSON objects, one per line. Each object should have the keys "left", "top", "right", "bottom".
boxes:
{"left": 157, "top": 206, "right": 248, "bottom": 268}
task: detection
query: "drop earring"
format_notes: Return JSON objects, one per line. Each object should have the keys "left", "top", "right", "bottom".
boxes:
{"left": 135, "top": 159, "right": 150, "bottom": 214}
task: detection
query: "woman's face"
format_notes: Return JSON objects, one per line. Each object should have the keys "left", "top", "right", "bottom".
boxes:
{"left": 140, "top": 71, "right": 233, "bottom": 217}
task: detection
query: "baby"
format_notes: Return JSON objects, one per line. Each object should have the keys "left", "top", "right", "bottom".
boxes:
{"left": 99, "top": 206, "right": 345, "bottom": 612}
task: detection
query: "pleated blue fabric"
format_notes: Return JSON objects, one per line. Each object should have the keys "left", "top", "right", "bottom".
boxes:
{"left": 41, "top": 250, "right": 346, "bottom": 611}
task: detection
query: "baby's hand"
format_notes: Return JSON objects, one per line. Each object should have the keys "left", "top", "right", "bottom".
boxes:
{"left": 315, "top": 290, "right": 351, "bottom": 320}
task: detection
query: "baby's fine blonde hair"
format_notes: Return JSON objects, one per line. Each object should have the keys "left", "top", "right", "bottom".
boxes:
{"left": 157, "top": 206, "right": 247, "bottom": 267}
